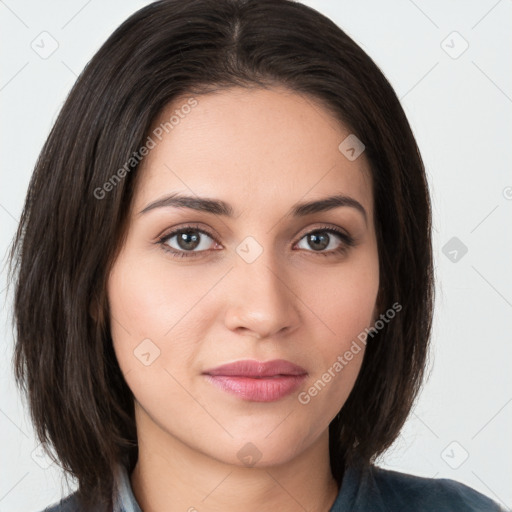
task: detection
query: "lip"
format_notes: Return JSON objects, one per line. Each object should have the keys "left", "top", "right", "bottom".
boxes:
{"left": 202, "top": 359, "right": 308, "bottom": 402}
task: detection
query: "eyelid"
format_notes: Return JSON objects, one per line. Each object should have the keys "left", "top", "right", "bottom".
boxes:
{"left": 294, "top": 223, "right": 353, "bottom": 243}
{"left": 156, "top": 222, "right": 217, "bottom": 241}
{"left": 157, "top": 223, "right": 221, "bottom": 251}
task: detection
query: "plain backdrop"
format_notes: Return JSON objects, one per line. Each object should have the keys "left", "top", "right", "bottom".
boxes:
{"left": 1, "top": 0, "right": 511, "bottom": 510}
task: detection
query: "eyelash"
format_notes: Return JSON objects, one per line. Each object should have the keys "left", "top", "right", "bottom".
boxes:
{"left": 157, "top": 223, "right": 356, "bottom": 259}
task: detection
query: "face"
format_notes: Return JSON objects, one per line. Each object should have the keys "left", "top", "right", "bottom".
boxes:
{"left": 107, "top": 86, "right": 380, "bottom": 468}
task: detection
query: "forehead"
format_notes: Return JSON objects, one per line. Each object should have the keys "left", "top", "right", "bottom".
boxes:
{"left": 134, "top": 86, "right": 373, "bottom": 220}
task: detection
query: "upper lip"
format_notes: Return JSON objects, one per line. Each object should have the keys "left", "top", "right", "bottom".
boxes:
{"left": 203, "top": 359, "right": 307, "bottom": 377}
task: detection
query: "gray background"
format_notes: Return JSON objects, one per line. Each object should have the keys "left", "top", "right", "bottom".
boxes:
{"left": 1, "top": 0, "right": 511, "bottom": 510}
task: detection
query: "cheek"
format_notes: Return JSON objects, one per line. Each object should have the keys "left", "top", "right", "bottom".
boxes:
{"left": 108, "top": 257, "right": 175, "bottom": 336}
{"left": 301, "top": 251, "right": 379, "bottom": 345}
{"left": 107, "top": 251, "right": 213, "bottom": 340}
{"left": 107, "top": 252, "right": 220, "bottom": 381}
{"left": 294, "top": 252, "right": 378, "bottom": 418}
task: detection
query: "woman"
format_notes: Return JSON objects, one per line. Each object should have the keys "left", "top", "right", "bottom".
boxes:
{"left": 10, "top": 0, "right": 501, "bottom": 510}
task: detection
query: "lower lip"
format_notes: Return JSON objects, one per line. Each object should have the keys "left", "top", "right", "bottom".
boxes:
{"left": 204, "top": 375, "right": 307, "bottom": 402}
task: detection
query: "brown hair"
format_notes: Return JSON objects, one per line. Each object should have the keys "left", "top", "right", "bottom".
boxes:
{"left": 9, "top": 0, "right": 433, "bottom": 508}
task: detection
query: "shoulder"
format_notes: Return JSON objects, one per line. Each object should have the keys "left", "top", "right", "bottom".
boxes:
{"left": 41, "top": 491, "right": 109, "bottom": 512}
{"left": 366, "top": 464, "right": 504, "bottom": 511}
{"left": 40, "top": 462, "right": 134, "bottom": 512}
{"left": 41, "top": 492, "right": 79, "bottom": 512}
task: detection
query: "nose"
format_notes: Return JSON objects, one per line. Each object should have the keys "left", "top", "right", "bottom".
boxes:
{"left": 223, "top": 251, "right": 301, "bottom": 340}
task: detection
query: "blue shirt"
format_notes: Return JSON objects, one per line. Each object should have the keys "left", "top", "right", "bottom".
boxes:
{"left": 43, "top": 462, "right": 504, "bottom": 511}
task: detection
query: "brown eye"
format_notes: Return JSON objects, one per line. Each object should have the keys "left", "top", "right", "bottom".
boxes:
{"left": 173, "top": 230, "right": 202, "bottom": 251}
{"left": 304, "top": 232, "right": 330, "bottom": 251}
{"left": 159, "top": 226, "right": 218, "bottom": 258}
{"left": 295, "top": 227, "right": 355, "bottom": 256}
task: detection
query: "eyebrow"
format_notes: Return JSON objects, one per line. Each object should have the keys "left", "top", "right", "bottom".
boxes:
{"left": 139, "top": 192, "right": 367, "bottom": 224}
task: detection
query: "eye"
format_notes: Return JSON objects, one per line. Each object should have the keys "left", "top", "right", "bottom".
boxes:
{"left": 295, "top": 226, "right": 355, "bottom": 257}
{"left": 157, "top": 224, "right": 355, "bottom": 259}
{"left": 158, "top": 224, "right": 219, "bottom": 258}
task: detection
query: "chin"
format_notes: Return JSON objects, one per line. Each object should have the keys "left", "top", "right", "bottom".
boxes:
{"left": 202, "top": 424, "right": 319, "bottom": 469}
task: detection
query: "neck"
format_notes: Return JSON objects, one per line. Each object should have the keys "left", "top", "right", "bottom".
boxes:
{"left": 130, "top": 407, "right": 340, "bottom": 512}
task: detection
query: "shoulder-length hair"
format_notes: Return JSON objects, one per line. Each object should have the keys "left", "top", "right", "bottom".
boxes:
{"left": 10, "top": 0, "right": 433, "bottom": 508}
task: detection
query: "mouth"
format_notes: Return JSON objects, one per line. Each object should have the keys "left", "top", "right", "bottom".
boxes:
{"left": 202, "top": 359, "right": 308, "bottom": 402}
